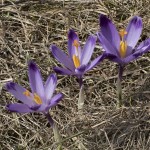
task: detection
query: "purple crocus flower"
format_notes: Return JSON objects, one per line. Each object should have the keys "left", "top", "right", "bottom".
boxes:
{"left": 97, "top": 14, "right": 150, "bottom": 107}
{"left": 97, "top": 14, "right": 150, "bottom": 65}
{"left": 6, "top": 61, "right": 63, "bottom": 126}
{"left": 50, "top": 29, "right": 104, "bottom": 86}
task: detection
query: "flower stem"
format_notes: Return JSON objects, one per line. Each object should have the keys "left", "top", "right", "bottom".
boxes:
{"left": 78, "top": 76, "right": 83, "bottom": 88}
{"left": 78, "top": 77, "right": 84, "bottom": 112}
{"left": 45, "top": 113, "right": 62, "bottom": 150}
{"left": 117, "top": 65, "right": 124, "bottom": 107}
{"left": 78, "top": 85, "right": 84, "bottom": 111}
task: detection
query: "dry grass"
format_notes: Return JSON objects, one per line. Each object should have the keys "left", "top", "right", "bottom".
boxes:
{"left": 0, "top": 0, "right": 150, "bottom": 149}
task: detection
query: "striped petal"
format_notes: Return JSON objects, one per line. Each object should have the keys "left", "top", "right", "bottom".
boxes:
{"left": 45, "top": 74, "right": 57, "bottom": 102}
{"left": 97, "top": 32, "right": 119, "bottom": 56}
{"left": 51, "top": 44, "right": 75, "bottom": 71}
{"left": 28, "top": 61, "right": 45, "bottom": 100}
{"left": 99, "top": 14, "right": 120, "bottom": 50}
{"left": 80, "top": 35, "right": 97, "bottom": 65}
{"left": 125, "top": 16, "right": 142, "bottom": 49}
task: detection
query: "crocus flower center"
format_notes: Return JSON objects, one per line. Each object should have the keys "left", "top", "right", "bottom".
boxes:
{"left": 23, "top": 90, "right": 42, "bottom": 105}
{"left": 73, "top": 55, "right": 80, "bottom": 68}
{"left": 119, "top": 29, "right": 127, "bottom": 58}
{"left": 73, "top": 39, "right": 80, "bottom": 48}
{"left": 33, "top": 93, "right": 43, "bottom": 105}
{"left": 23, "top": 90, "right": 30, "bottom": 97}
{"left": 72, "top": 40, "right": 80, "bottom": 68}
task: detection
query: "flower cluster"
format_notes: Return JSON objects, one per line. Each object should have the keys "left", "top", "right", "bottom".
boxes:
{"left": 4, "top": 14, "right": 150, "bottom": 147}
{"left": 6, "top": 14, "right": 150, "bottom": 116}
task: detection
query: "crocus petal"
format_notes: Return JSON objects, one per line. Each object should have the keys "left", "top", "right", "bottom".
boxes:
{"left": 134, "top": 38, "right": 150, "bottom": 55}
{"left": 34, "top": 104, "right": 47, "bottom": 112}
{"left": 80, "top": 35, "right": 97, "bottom": 65}
{"left": 123, "top": 38, "right": 150, "bottom": 64}
{"left": 99, "top": 14, "right": 120, "bottom": 50}
{"left": 5, "top": 82, "right": 34, "bottom": 106}
{"left": 51, "top": 44, "right": 75, "bottom": 71}
{"left": 121, "top": 54, "right": 136, "bottom": 64}
{"left": 48, "top": 93, "right": 63, "bottom": 107}
{"left": 97, "top": 32, "right": 119, "bottom": 56}
{"left": 125, "top": 16, "right": 142, "bottom": 49}
{"left": 7, "top": 103, "right": 33, "bottom": 113}
{"left": 45, "top": 74, "right": 57, "bottom": 102}
{"left": 85, "top": 53, "right": 105, "bottom": 71}
{"left": 28, "top": 61, "right": 45, "bottom": 100}
{"left": 53, "top": 67, "right": 73, "bottom": 75}
{"left": 75, "top": 65, "right": 87, "bottom": 75}
{"left": 125, "top": 45, "right": 133, "bottom": 57}
{"left": 68, "top": 29, "right": 82, "bottom": 59}
{"left": 104, "top": 53, "right": 124, "bottom": 64}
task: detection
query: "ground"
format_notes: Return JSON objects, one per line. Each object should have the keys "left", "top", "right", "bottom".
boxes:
{"left": 0, "top": 0, "right": 150, "bottom": 150}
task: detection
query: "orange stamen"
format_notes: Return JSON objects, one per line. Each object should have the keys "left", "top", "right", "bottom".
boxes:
{"left": 23, "top": 90, "right": 30, "bottom": 97}
{"left": 72, "top": 55, "right": 80, "bottom": 68}
{"left": 120, "top": 41, "right": 127, "bottom": 58}
{"left": 34, "top": 93, "right": 42, "bottom": 105}
{"left": 73, "top": 40, "right": 80, "bottom": 49}
{"left": 119, "top": 29, "right": 127, "bottom": 39}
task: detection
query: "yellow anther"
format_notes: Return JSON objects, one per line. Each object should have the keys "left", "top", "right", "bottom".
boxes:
{"left": 73, "top": 40, "right": 80, "bottom": 49}
{"left": 119, "top": 29, "right": 127, "bottom": 39}
{"left": 73, "top": 55, "right": 80, "bottom": 68}
{"left": 34, "top": 93, "right": 42, "bottom": 105}
{"left": 23, "top": 90, "right": 30, "bottom": 97}
{"left": 120, "top": 41, "right": 127, "bottom": 58}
